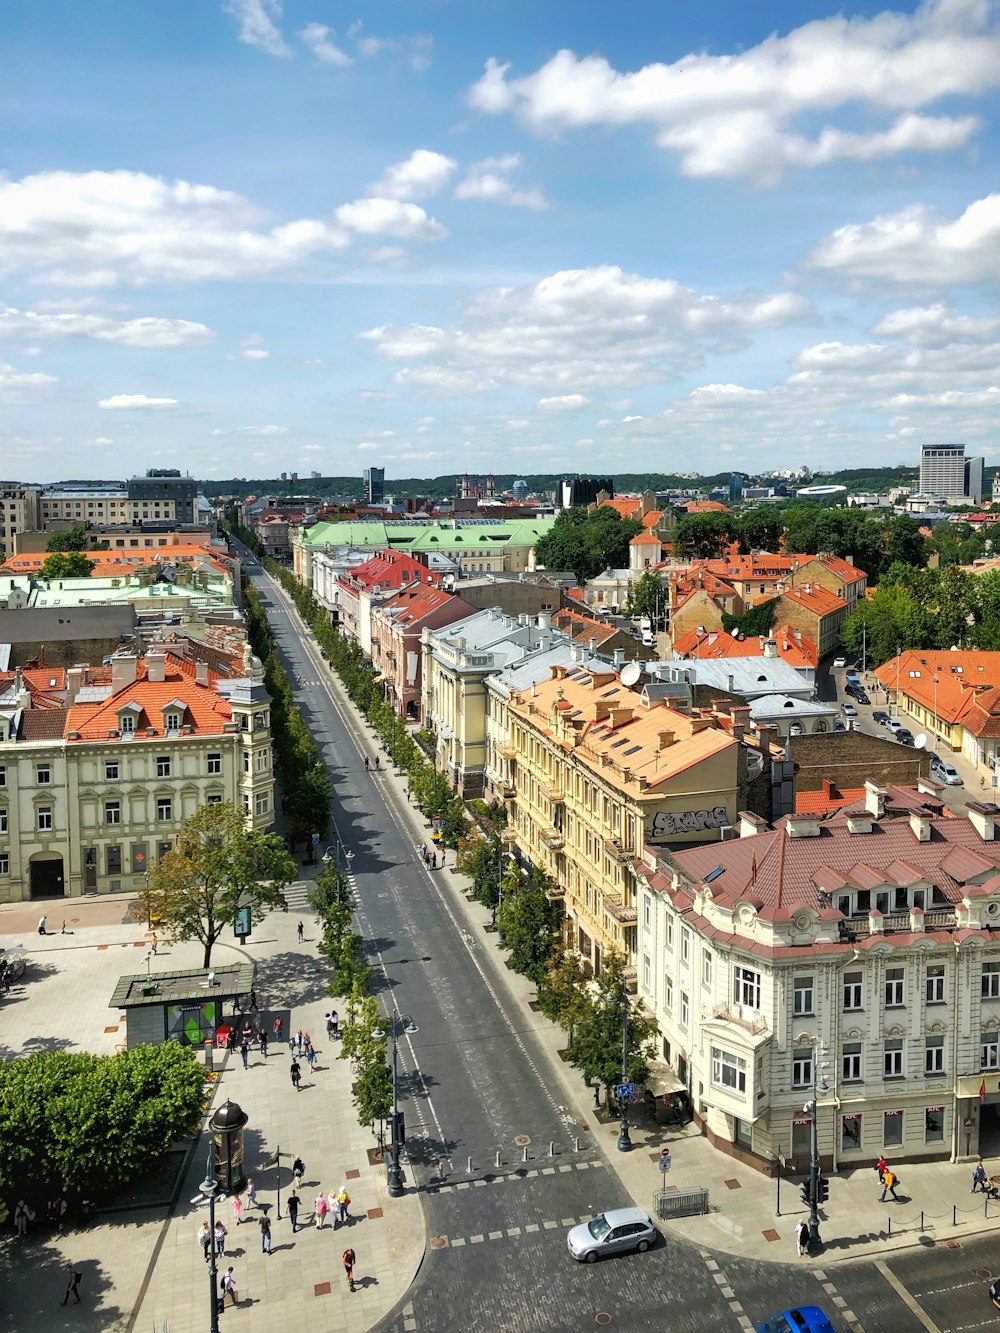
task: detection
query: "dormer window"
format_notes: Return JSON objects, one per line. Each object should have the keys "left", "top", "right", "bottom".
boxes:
{"left": 165, "top": 712, "right": 180, "bottom": 733}
{"left": 120, "top": 714, "right": 135, "bottom": 735}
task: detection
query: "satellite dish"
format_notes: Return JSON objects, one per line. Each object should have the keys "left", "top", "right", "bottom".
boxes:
{"left": 620, "top": 661, "right": 642, "bottom": 687}
{"left": 914, "top": 733, "right": 928, "bottom": 749}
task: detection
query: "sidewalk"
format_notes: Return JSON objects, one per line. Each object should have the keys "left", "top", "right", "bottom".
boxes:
{"left": 0, "top": 890, "right": 424, "bottom": 1331}
{"left": 352, "top": 713, "right": 1000, "bottom": 1267}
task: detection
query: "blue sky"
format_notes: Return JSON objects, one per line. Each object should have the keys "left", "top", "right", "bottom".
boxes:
{"left": 2, "top": 0, "right": 999, "bottom": 483}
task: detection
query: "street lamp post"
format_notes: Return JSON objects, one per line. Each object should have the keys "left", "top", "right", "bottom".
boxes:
{"left": 806, "top": 1054, "right": 830, "bottom": 1249}
{"left": 200, "top": 1147, "right": 220, "bottom": 1333}
{"left": 606, "top": 975, "right": 632, "bottom": 1153}
{"left": 376, "top": 1012, "right": 417, "bottom": 1199}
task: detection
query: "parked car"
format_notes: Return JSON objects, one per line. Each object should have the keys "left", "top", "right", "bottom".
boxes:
{"left": 834, "top": 719, "right": 846, "bottom": 731}
{"left": 757, "top": 1309, "right": 836, "bottom": 1333}
{"left": 566, "top": 1208, "right": 657, "bottom": 1263}
{"left": 854, "top": 690, "right": 870, "bottom": 705}
{"left": 931, "top": 757, "right": 963, "bottom": 785}
{"left": 896, "top": 729, "right": 915, "bottom": 746}
{"left": 873, "top": 710, "right": 890, "bottom": 725}
{"left": 833, "top": 656, "right": 846, "bottom": 668}
{"left": 841, "top": 703, "right": 858, "bottom": 718}
{"left": 887, "top": 718, "right": 904, "bottom": 734}
{"left": 845, "top": 670, "right": 860, "bottom": 684}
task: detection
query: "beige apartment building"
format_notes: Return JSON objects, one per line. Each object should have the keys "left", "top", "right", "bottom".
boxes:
{"left": 0, "top": 648, "right": 274, "bottom": 903}
{"left": 636, "top": 783, "right": 1000, "bottom": 1173}
{"left": 38, "top": 485, "right": 178, "bottom": 527}
{"left": 502, "top": 663, "right": 741, "bottom": 974}
{"left": 0, "top": 484, "right": 41, "bottom": 555}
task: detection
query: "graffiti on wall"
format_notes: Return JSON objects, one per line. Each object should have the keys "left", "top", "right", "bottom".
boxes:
{"left": 651, "top": 806, "right": 729, "bottom": 838}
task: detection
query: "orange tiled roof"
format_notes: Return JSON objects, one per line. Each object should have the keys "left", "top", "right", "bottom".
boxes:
{"left": 1, "top": 544, "right": 231, "bottom": 579}
{"left": 552, "top": 609, "right": 620, "bottom": 646}
{"left": 378, "top": 583, "right": 456, "bottom": 626}
{"left": 780, "top": 583, "right": 846, "bottom": 615}
{"left": 65, "top": 658, "right": 234, "bottom": 740}
{"left": 681, "top": 500, "right": 731, "bottom": 514}
{"left": 630, "top": 530, "right": 663, "bottom": 546}
{"left": 876, "top": 650, "right": 1000, "bottom": 728}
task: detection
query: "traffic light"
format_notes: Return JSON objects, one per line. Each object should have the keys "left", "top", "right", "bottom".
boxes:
{"left": 817, "top": 1177, "right": 829, "bottom": 1204}
{"left": 800, "top": 1181, "right": 813, "bottom": 1207}
{"left": 393, "top": 1110, "right": 406, "bottom": 1148}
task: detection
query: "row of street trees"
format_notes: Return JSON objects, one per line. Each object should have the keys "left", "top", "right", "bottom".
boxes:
{"left": 843, "top": 563, "right": 1000, "bottom": 666}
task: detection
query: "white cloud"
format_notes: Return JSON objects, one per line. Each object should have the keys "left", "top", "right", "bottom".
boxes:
{"left": 0, "top": 362, "right": 58, "bottom": 393}
{"left": 335, "top": 197, "right": 447, "bottom": 241}
{"left": 467, "top": 0, "right": 998, "bottom": 183}
{"left": 871, "top": 304, "right": 1000, "bottom": 347}
{"left": 223, "top": 0, "right": 291, "bottom": 58}
{"left": 298, "top": 22, "right": 352, "bottom": 66}
{"left": 357, "top": 441, "right": 379, "bottom": 450}
{"left": 212, "top": 424, "right": 290, "bottom": 436}
{"left": 0, "top": 307, "right": 215, "bottom": 347}
{"left": 347, "top": 21, "right": 433, "bottom": 70}
{"left": 454, "top": 154, "right": 549, "bottom": 210}
{"left": 241, "top": 348, "right": 270, "bottom": 360}
{"left": 807, "top": 194, "right": 1000, "bottom": 286}
{"left": 361, "top": 263, "right": 810, "bottom": 393}
{"left": 98, "top": 394, "right": 179, "bottom": 409}
{"left": 538, "top": 393, "right": 590, "bottom": 410}
{"left": 0, "top": 169, "right": 350, "bottom": 287}
{"left": 372, "top": 150, "right": 457, "bottom": 201}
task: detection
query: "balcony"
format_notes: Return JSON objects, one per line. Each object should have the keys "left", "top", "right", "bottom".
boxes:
{"left": 540, "top": 827, "right": 565, "bottom": 851}
{"left": 541, "top": 780, "right": 566, "bottom": 804}
{"left": 605, "top": 898, "right": 638, "bottom": 924}
{"left": 500, "top": 781, "right": 516, "bottom": 799}
{"left": 499, "top": 745, "right": 516, "bottom": 760}
{"left": 606, "top": 840, "right": 633, "bottom": 864}
{"left": 712, "top": 1002, "right": 768, "bottom": 1036}
{"left": 545, "top": 883, "right": 566, "bottom": 901}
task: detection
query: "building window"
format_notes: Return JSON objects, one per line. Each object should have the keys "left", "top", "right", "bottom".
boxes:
{"left": 165, "top": 712, "right": 180, "bottom": 733}
{"left": 643, "top": 955, "right": 651, "bottom": 992}
{"left": 120, "top": 714, "right": 135, "bottom": 735}
{"left": 666, "top": 917, "right": 674, "bottom": 949}
{"left": 843, "top": 971, "right": 863, "bottom": 1010}
{"left": 793, "top": 976, "right": 814, "bottom": 1017}
{"left": 792, "top": 1053, "right": 813, "bottom": 1089}
{"left": 885, "top": 967, "right": 905, "bottom": 1008}
{"left": 664, "top": 975, "right": 673, "bottom": 1014}
{"left": 254, "top": 792, "right": 270, "bottom": 817}
{"left": 243, "top": 751, "right": 251, "bottom": 774}
{"left": 207, "top": 753, "right": 222, "bottom": 775}
{"left": 883, "top": 1109, "right": 903, "bottom": 1148}
{"left": 681, "top": 928, "right": 691, "bottom": 964}
{"left": 256, "top": 748, "right": 270, "bottom": 771}
{"left": 207, "top": 793, "right": 222, "bottom": 804}
{"left": 643, "top": 897, "right": 651, "bottom": 929}
{"left": 925, "top": 964, "right": 945, "bottom": 1005}
{"left": 982, "top": 1033, "right": 999, "bottom": 1070}
{"left": 156, "top": 756, "right": 171, "bottom": 778}
{"left": 0, "top": 853, "right": 7, "bottom": 875}
{"left": 983, "top": 962, "right": 1000, "bottom": 999}
{"left": 107, "top": 846, "right": 122, "bottom": 875}
{"left": 0, "top": 808, "right": 6, "bottom": 834}
{"left": 925, "top": 1035, "right": 945, "bottom": 1076}
{"left": 36, "top": 763, "right": 51, "bottom": 785}
{"left": 0, "top": 765, "right": 5, "bottom": 786}
{"left": 842, "top": 1115, "right": 862, "bottom": 1152}
{"left": 884, "top": 1039, "right": 904, "bottom": 1079}
{"left": 842, "top": 1042, "right": 862, "bottom": 1083}
{"left": 711, "top": 1046, "right": 747, "bottom": 1095}
{"left": 105, "top": 761, "right": 119, "bottom": 781}
{"left": 734, "top": 964, "right": 761, "bottom": 1011}
{"left": 37, "top": 805, "right": 53, "bottom": 831}
{"left": 925, "top": 1107, "right": 945, "bottom": 1144}
{"left": 680, "top": 991, "right": 689, "bottom": 1029}
{"left": 156, "top": 797, "right": 172, "bottom": 822}
{"left": 702, "top": 953, "right": 712, "bottom": 988}
{"left": 104, "top": 801, "right": 121, "bottom": 825}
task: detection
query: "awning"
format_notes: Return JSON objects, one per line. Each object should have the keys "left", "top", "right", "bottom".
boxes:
{"left": 640, "top": 1059, "right": 687, "bottom": 1098}
{"left": 958, "top": 1074, "right": 1000, "bottom": 1100}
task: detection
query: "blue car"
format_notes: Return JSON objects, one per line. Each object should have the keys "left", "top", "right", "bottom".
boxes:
{"left": 758, "top": 1309, "right": 836, "bottom": 1333}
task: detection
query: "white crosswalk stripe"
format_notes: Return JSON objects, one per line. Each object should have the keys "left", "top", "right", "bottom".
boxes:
{"left": 282, "top": 881, "right": 314, "bottom": 912}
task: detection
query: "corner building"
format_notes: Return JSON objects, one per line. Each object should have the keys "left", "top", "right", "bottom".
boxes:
{"left": 635, "top": 782, "right": 1000, "bottom": 1174}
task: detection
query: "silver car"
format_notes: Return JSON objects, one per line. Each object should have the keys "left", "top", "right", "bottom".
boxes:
{"left": 566, "top": 1207, "right": 657, "bottom": 1263}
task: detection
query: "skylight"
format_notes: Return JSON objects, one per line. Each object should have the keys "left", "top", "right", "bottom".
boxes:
{"left": 623, "top": 744, "right": 641, "bottom": 756}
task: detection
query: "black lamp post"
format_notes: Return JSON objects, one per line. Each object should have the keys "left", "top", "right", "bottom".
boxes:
{"left": 806, "top": 1055, "right": 830, "bottom": 1248}
{"left": 617, "top": 977, "right": 632, "bottom": 1153}
{"left": 377, "top": 1012, "right": 417, "bottom": 1199}
{"left": 200, "top": 1147, "right": 220, "bottom": 1333}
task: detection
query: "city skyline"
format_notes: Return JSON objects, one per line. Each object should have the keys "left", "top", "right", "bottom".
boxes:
{"left": 2, "top": 0, "right": 1000, "bottom": 482}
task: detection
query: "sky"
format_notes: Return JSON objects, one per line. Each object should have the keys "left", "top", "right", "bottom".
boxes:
{"left": 2, "top": 0, "right": 1000, "bottom": 484}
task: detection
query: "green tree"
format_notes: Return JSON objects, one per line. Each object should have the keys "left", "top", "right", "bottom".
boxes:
{"left": 721, "top": 596, "right": 779, "bottom": 639}
{"left": 567, "top": 951, "right": 657, "bottom": 1110}
{"left": 308, "top": 856, "right": 356, "bottom": 917}
{"left": 496, "top": 867, "right": 559, "bottom": 983}
{"left": 970, "top": 571, "right": 1000, "bottom": 649}
{"left": 627, "top": 571, "right": 666, "bottom": 622}
{"left": 737, "top": 508, "right": 782, "bottom": 553}
{"left": 39, "top": 550, "right": 92, "bottom": 579}
{"left": 46, "top": 525, "right": 94, "bottom": 552}
{"left": 535, "top": 507, "right": 641, "bottom": 582}
{"left": 537, "top": 946, "right": 591, "bottom": 1050}
{"left": 339, "top": 994, "right": 392, "bottom": 1140}
{"left": 142, "top": 801, "right": 295, "bottom": 967}
{"left": 842, "top": 583, "right": 934, "bottom": 666}
{"left": 674, "top": 511, "right": 735, "bottom": 559}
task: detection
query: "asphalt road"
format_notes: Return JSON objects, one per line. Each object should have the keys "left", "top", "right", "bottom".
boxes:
{"left": 242, "top": 552, "right": 1000, "bottom": 1333}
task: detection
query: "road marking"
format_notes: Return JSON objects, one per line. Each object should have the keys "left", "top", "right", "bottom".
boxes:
{"left": 818, "top": 1275, "right": 863, "bottom": 1331}
{"left": 875, "top": 1259, "right": 942, "bottom": 1333}
{"left": 699, "top": 1248, "right": 754, "bottom": 1333}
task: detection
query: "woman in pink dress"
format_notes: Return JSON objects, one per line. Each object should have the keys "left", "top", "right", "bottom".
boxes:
{"left": 314, "top": 1190, "right": 328, "bottom": 1228}
{"left": 232, "top": 1192, "right": 243, "bottom": 1227}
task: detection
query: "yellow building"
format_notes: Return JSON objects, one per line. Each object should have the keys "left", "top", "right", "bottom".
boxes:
{"left": 503, "top": 663, "right": 740, "bottom": 975}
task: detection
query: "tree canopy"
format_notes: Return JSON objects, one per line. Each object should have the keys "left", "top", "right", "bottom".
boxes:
{"left": 45, "top": 526, "right": 108, "bottom": 552}
{"left": 627, "top": 570, "right": 666, "bottom": 621}
{"left": 534, "top": 507, "right": 642, "bottom": 582}
{"left": 39, "top": 550, "right": 92, "bottom": 579}
{"left": 567, "top": 951, "right": 658, "bottom": 1107}
{"left": 142, "top": 801, "right": 295, "bottom": 967}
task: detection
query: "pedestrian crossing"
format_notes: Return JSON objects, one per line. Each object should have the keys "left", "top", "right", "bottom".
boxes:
{"left": 427, "top": 1155, "right": 604, "bottom": 1192}
{"left": 282, "top": 880, "right": 314, "bottom": 912}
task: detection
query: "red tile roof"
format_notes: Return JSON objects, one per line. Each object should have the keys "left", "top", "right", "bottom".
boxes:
{"left": 65, "top": 659, "right": 234, "bottom": 740}
{"left": 875, "top": 650, "right": 1000, "bottom": 728}
{"left": 780, "top": 582, "right": 846, "bottom": 616}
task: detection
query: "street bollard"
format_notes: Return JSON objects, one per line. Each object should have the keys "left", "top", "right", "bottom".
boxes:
{"left": 522, "top": 1145, "right": 528, "bottom": 1163}
{"left": 467, "top": 1156, "right": 474, "bottom": 1175}
{"left": 495, "top": 1150, "right": 501, "bottom": 1169}
{"left": 549, "top": 1141, "right": 555, "bottom": 1158}
{"left": 574, "top": 1137, "right": 581, "bottom": 1152}
{"left": 920, "top": 1210, "right": 924, "bottom": 1232}
{"left": 953, "top": 1204, "right": 957, "bottom": 1226}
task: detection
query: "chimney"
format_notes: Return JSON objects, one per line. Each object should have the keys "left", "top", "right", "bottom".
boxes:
{"left": 967, "top": 802, "right": 997, "bottom": 842}
{"left": 66, "top": 665, "right": 85, "bottom": 703}
{"left": 727, "top": 674, "right": 735, "bottom": 694}
{"left": 756, "top": 723, "right": 778, "bottom": 750}
{"left": 570, "top": 642, "right": 583, "bottom": 663}
{"left": 613, "top": 647, "right": 625, "bottom": 668}
{"left": 146, "top": 649, "right": 167, "bottom": 683}
{"left": 658, "top": 728, "right": 675, "bottom": 749}
{"left": 822, "top": 777, "right": 837, "bottom": 801}
{"left": 730, "top": 704, "right": 751, "bottom": 739}
{"left": 793, "top": 628, "right": 802, "bottom": 644}
{"left": 111, "top": 654, "right": 138, "bottom": 692}
{"left": 784, "top": 814, "right": 821, "bottom": 838}
{"left": 763, "top": 638, "right": 779, "bottom": 659}
{"left": 538, "top": 612, "right": 551, "bottom": 631}
{"left": 909, "top": 810, "right": 932, "bottom": 842}
{"left": 589, "top": 637, "right": 597, "bottom": 655}
{"left": 846, "top": 813, "right": 873, "bottom": 834}
{"left": 739, "top": 810, "right": 767, "bottom": 838}
{"left": 864, "top": 781, "right": 886, "bottom": 819}
{"left": 195, "top": 660, "right": 210, "bottom": 686}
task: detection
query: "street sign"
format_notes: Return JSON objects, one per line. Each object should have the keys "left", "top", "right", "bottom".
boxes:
{"left": 616, "top": 1082, "right": 636, "bottom": 1099}
{"left": 659, "top": 1148, "right": 672, "bottom": 1174}
{"left": 311, "top": 833, "right": 320, "bottom": 846}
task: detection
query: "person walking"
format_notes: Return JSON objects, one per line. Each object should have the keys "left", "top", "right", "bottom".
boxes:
{"left": 794, "top": 1219, "right": 810, "bottom": 1257}
{"left": 273, "top": 1016, "right": 283, "bottom": 1042}
{"left": 292, "top": 1156, "right": 305, "bottom": 1187}
{"left": 328, "top": 1188, "right": 338, "bottom": 1228}
{"left": 14, "top": 1200, "right": 33, "bottom": 1236}
{"left": 221, "top": 1267, "right": 239, "bottom": 1307}
{"left": 245, "top": 1177, "right": 257, "bottom": 1211}
{"left": 240, "top": 1037, "right": 250, "bottom": 1070}
{"left": 296, "top": 1028, "right": 305, "bottom": 1054}
{"left": 880, "top": 1167, "right": 899, "bottom": 1202}
{"left": 315, "top": 1190, "right": 328, "bottom": 1228}
{"left": 336, "top": 1185, "right": 351, "bottom": 1225}
{"left": 232, "top": 1192, "right": 243, "bottom": 1228}
{"left": 973, "top": 1160, "right": 988, "bottom": 1193}
{"left": 198, "top": 1219, "right": 212, "bottom": 1262}
{"left": 875, "top": 1154, "right": 888, "bottom": 1183}
{"left": 259, "top": 1028, "right": 268, "bottom": 1058}
{"left": 38, "top": 915, "right": 47, "bottom": 936}
{"left": 290, "top": 1059, "right": 301, "bottom": 1091}
{"left": 287, "top": 1190, "right": 300, "bottom": 1233}
{"left": 328, "top": 1009, "right": 339, "bottom": 1040}
{"left": 214, "top": 1220, "right": 227, "bottom": 1255}
{"left": 259, "top": 1212, "right": 272, "bottom": 1254}
{"left": 305, "top": 1040, "right": 316, "bottom": 1071}
{"left": 249, "top": 987, "right": 258, "bottom": 1012}
{"left": 150, "top": 932, "right": 157, "bottom": 955}
{"left": 60, "top": 1265, "right": 82, "bottom": 1306}
{"left": 364, "top": 756, "right": 369, "bottom": 771}
{"left": 297, "top": 920, "right": 304, "bottom": 943}
{"left": 343, "top": 1247, "right": 357, "bottom": 1293}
